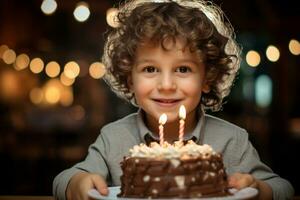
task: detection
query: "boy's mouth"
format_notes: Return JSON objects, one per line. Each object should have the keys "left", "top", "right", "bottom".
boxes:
{"left": 153, "top": 99, "right": 181, "bottom": 105}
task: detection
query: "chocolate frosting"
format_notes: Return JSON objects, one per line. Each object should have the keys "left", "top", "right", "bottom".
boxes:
{"left": 118, "top": 154, "right": 230, "bottom": 198}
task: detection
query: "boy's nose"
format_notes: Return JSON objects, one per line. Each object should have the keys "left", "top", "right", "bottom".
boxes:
{"left": 157, "top": 73, "right": 177, "bottom": 91}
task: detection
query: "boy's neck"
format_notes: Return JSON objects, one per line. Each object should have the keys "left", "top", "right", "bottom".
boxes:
{"left": 145, "top": 109, "right": 198, "bottom": 143}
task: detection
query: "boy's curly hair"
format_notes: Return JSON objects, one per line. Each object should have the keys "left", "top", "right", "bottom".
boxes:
{"left": 102, "top": 0, "right": 241, "bottom": 111}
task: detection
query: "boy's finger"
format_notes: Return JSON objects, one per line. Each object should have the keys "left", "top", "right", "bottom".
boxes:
{"left": 228, "top": 173, "right": 241, "bottom": 187}
{"left": 92, "top": 175, "right": 109, "bottom": 196}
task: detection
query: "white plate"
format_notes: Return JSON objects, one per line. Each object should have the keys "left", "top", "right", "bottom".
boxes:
{"left": 88, "top": 186, "right": 258, "bottom": 200}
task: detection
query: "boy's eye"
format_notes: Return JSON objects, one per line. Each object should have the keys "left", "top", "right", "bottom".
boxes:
{"left": 176, "top": 66, "right": 191, "bottom": 73}
{"left": 143, "top": 66, "right": 158, "bottom": 73}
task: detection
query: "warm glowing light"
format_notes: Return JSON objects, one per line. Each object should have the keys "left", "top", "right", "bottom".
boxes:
{"left": 246, "top": 50, "right": 261, "bottom": 67}
{"left": 0, "top": 45, "right": 9, "bottom": 59}
{"left": 0, "top": 71, "right": 19, "bottom": 100}
{"left": 45, "top": 86, "right": 60, "bottom": 104}
{"left": 15, "top": 53, "right": 30, "bottom": 70}
{"left": 30, "top": 88, "right": 44, "bottom": 104}
{"left": 2, "top": 49, "right": 16, "bottom": 64}
{"left": 289, "top": 39, "right": 300, "bottom": 55}
{"left": 266, "top": 45, "right": 280, "bottom": 62}
{"left": 45, "top": 61, "right": 60, "bottom": 78}
{"left": 41, "top": 0, "right": 57, "bottom": 15}
{"left": 158, "top": 113, "right": 167, "bottom": 145}
{"left": 159, "top": 113, "right": 167, "bottom": 125}
{"left": 64, "top": 61, "right": 80, "bottom": 79}
{"left": 43, "top": 79, "right": 73, "bottom": 106}
{"left": 106, "top": 8, "right": 119, "bottom": 28}
{"left": 60, "top": 87, "right": 74, "bottom": 106}
{"left": 30, "top": 58, "right": 44, "bottom": 74}
{"left": 73, "top": 2, "right": 90, "bottom": 22}
{"left": 89, "top": 62, "right": 106, "bottom": 79}
{"left": 179, "top": 105, "right": 186, "bottom": 119}
{"left": 178, "top": 105, "right": 186, "bottom": 142}
{"left": 60, "top": 72, "right": 75, "bottom": 86}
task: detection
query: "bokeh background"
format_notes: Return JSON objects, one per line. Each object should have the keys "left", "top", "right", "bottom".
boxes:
{"left": 0, "top": 0, "right": 299, "bottom": 196}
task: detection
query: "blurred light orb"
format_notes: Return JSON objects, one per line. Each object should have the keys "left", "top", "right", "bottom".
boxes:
{"left": 15, "top": 53, "right": 30, "bottom": 70}
{"left": 73, "top": 2, "right": 90, "bottom": 22}
{"left": 246, "top": 50, "right": 261, "bottom": 67}
{"left": 45, "top": 86, "right": 60, "bottom": 104}
{"left": 89, "top": 62, "right": 106, "bottom": 79}
{"left": 44, "top": 79, "right": 61, "bottom": 104}
{"left": 0, "top": 71, "right": 19, "bottom": 100}
{"left": 289, "top": 39, "right": 300, "bottom": 55}
{"left": 255, "top": 74, "right": 272, "bottom": 108}
{"left": 60, "top": 86, "right": 74, "bottom": 106}
{"left": 45, "top": 61, "right": 60, "bottom": 78}
{"left": 106, "top": 8, "right": 119, "bottom": 28}
{"left": 2, "top": 49, "right": 16, "bottom": 64}
{"left": 30, "top": 88, "right": 44, "bottom": 105}
{"left": 64, "top": 61, "right": 80, "bottom": 79}
{"left": 266, "top": 45, "right": 280, "bottom": 62}
{"left": 30, "top": 57, "right": 44, "bottom": 74}
{"left": 60, "top": 72, "right": 75, "bottom": 86}
{"left": 41, "top": 0, "right": 57, "bottom": 15}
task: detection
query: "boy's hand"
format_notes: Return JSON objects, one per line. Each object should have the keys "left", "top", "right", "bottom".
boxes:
{"left": 228, "top": 172, "right": 273, "bottom": 200}
{"left": 66, "top": 172, "right": 108, "bottom": 200}
{"left": 228, "top": 172, "right": 258, "bottom": 189}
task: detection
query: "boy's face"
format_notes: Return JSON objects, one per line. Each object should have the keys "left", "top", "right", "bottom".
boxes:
{"left": 128, "top": 38, "right": 210, "bottom": 125}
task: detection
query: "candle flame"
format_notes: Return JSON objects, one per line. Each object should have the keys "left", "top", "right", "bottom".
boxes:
{"left": 179, "top": 105, "right": 186, "bottom": 119}
{"left": 159, "top": 113, "right": 167, "bottom": 124}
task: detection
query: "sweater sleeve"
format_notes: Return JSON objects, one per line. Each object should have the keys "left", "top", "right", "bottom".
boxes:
{"left": 231, "top": 129, "right": 294, "bottom": 200}
{"left": 52, "top": 132, "right": 110, "bottom": 200}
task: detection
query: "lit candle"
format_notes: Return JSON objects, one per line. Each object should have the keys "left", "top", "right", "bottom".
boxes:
{"left": 159, "top": 113, "right": 167, "bottom": 145}
{"left": 178, "top": 105, "right": 186, "bottom": 142}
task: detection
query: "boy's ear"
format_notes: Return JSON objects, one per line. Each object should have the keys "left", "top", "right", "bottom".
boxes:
{"left": 202, "top": 81, "right": 210, "bottom": 93}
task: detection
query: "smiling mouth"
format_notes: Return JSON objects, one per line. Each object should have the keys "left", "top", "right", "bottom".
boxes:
{"left": 153, "top": 99, "right": 181, "bottom": 104}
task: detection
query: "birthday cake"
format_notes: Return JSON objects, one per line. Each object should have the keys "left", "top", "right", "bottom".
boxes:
{"left": 118, "top": 140, "right": 230, "bottom": 198}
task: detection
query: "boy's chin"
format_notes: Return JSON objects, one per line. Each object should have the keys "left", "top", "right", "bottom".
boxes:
{"left": 163, "top": 114, "right": 180, "bottom": 123}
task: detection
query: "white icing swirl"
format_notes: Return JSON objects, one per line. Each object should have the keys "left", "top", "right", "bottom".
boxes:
{"left": 129, "top": 140, "right": 215, "bottom": 159}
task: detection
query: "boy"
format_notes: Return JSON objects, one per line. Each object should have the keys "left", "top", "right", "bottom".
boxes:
{"left": 53, "top": 0, "right": 294, "bottom": 199}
